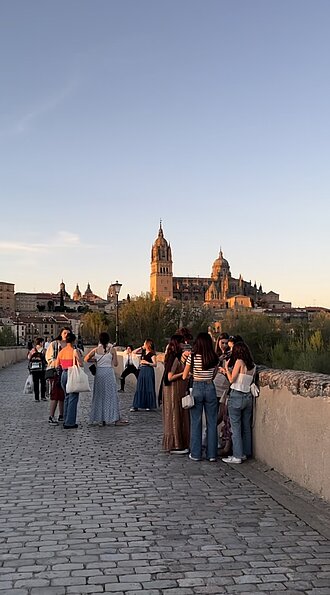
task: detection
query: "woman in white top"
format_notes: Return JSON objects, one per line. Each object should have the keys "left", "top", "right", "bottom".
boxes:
{"left": 85, "top": 332, "right": 128, "bottom": 426}
{"left": 220, "top": 341, "right": 255, "bottom": 464}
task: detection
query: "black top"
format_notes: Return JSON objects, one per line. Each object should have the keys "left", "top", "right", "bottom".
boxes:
{"left": 142, "top": 351, "right": 155, "bottom": 364}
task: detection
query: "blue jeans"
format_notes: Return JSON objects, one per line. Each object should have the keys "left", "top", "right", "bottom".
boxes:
{"left": 228, "top": 389, "right": 253, "bottom": 459}
{"left": 61, "top": 370, "right": 79, "bottom": 426}
{"left": 190, "top": 381, "right": 218, "bottom": 460}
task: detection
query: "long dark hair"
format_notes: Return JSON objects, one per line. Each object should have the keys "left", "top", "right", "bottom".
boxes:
{"left": 230, "top": 342, "right": 254, "bottom": 371}
{"left": 99, "top": 332, "right": 110, "bottom": 352}
{"left": 192, "top": 332, "right": 219, "bottom": 370}
{"left": 55, "top": 326, "right": 71, "bottom": 341}
{"left": 164, "top": 335, "right": 182, "bottom": 385}
{"left": 66, "top": 332, "right": 76, "bottom": 345}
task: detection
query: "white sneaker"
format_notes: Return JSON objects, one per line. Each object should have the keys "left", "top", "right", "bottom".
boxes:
{"left": 170, "top": 448, "right": 189, "bottom": 455}
{"left": 222, "top": 456, "right": 242, "bottom": 464}
{"left": 189, "top": 454, "right": 201, "bottom": 461}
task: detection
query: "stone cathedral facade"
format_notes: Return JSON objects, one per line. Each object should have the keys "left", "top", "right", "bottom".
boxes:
{"left": 150, "top": 223, "right": 276, "bottom": 308}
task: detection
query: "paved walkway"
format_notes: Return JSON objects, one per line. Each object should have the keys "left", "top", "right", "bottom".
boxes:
{"left": 1, "top": 361, "right": 330, "bottom": 595}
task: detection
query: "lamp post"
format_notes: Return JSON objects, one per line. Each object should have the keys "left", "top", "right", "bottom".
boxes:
{"left": 112, "top": 281, "right": 122, "bottom": 345}
{"left": 16, "top": 311, "right": 20, "bottom": 346}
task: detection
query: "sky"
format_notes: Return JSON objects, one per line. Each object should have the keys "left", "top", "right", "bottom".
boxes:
{"left": 1, "top": 0, "right": 330, "bottom": 308}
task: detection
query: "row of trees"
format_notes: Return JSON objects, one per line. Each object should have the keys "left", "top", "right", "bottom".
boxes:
{"left": 80, "top": 297, "right": 330, "bottom": 374}
{"left": 81, "top": 295, "right": 213, "bottom": 351}
{"left": 220, "top": 311, "right": 330, "bottom": 374}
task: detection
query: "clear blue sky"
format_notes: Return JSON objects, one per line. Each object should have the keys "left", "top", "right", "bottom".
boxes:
{"left": 1, "top": 0, "right": 329, "bottom": 307}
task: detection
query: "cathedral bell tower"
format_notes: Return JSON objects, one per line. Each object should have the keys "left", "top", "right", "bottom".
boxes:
{"left": 150, "top": 221, "right": 173, "bottom": 300}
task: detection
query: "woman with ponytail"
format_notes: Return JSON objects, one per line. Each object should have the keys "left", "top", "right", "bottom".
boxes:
{"left": 85, "top": 332, "right": 128, "bottom": 426}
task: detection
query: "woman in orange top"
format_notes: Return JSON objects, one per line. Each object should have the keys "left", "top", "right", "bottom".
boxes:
{"left": 55, "top": 332, "right": 83, "bottom": 429}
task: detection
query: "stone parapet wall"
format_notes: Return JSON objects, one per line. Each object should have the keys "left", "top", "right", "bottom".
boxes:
{"left": 255, "top": 368, "right": 330, "bottom": 501}
{"left": 0, "top": 347, "right": 28, "bottom": 369}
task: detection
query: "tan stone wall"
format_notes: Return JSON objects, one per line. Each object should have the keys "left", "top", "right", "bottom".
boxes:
{"left": 0, "top": 347, "right": 28, "bottom": 368}
{"left": 254, "top": 369, "right": 330, "bottom": 501}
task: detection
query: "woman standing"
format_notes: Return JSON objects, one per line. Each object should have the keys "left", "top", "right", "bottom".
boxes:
{"left": 55, "top": 332, "right": 83, "bottom": 429}
{"left": 220, "top": 342, "right": 255, "bottom": 464}
{"left": 183, "top": 332, "right": 219, "bottom": 462}
{"left": 84, "top": 332, "right": 128, "bottom": 426}
{"left": 130, "top": 339, "right": 157, "bottom": 411}
{"left": 46, "top": 327, "right": 71, "bottom": 425}
{"left": 162, "top": 335, "right": 190, "bottom": 454}
{"left": 28, "top": 337, "right": 47, "bottom": 402}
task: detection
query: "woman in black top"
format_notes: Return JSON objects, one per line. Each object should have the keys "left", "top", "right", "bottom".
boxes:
{"left": 130, "top": 339, "right": 157, "bottom": 411}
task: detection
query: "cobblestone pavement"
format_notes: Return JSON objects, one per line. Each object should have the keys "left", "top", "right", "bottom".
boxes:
{"left": 1, "top": 361, "right": 330, "bottom": 595}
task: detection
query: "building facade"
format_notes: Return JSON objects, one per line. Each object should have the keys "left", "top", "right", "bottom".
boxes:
{"left": 150, "top": 223, "right": 286, "bottom": 308}
{"left": 150, "top": 223, "right": 173, "bottom": 300}
{"left": 0, "top": 282, "right": 15, "bottom": 315}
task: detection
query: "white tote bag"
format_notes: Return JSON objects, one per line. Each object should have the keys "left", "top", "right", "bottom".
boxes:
{"left": 66, "top": 365, "right": 90, "bottom": 393}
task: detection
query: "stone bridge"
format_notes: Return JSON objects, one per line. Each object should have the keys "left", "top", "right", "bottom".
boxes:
{"left": 0, "top": 360, "right": 330, "bottom": 594}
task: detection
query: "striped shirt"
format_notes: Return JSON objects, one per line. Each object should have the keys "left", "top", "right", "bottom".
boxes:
{"left": 186, "top": 353, "right": 218, "bottom": 381}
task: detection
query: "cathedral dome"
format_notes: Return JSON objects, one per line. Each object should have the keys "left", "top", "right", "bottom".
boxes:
{"left": 84, "top": 282, "right": 93, "bottom": 296}
{"left": 73, "top": 284, "right": 82, "bottom": 301}
{"left": 211, "top": 250, "right": 230, "bottom": 280}
{"left": 57, "top": 280, "right": 70, "bottom": 299}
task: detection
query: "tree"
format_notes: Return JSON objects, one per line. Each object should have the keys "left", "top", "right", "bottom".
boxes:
{"left": 119, "top": 295, "right": 174, "bottom": 349}
{"left": 0, "top": 326, "right": 16, "bottom": 346}
{"left": 119, "top": 295, "right": 214, "bottom": 350}
{"left": 81, "top": 312, "right": 115, "bottom": 343}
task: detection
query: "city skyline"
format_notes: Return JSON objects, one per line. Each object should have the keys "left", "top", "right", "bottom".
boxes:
{"left": 1, "top": 1, "right": 330, "bottom": 308}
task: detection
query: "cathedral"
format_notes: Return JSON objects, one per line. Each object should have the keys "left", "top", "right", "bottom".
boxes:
{"left": 150, "top": 223, "right": 283, "bottom": 309}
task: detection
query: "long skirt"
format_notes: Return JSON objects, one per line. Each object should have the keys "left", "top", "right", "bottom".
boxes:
{"left": 132, "top": 366, "right": 156, "bottom": 409}
{"left": 90, "top": 367, "right": 120, "bottom": 423}
{"left": 162, "top": 379, "right": 190, "bottom": 451}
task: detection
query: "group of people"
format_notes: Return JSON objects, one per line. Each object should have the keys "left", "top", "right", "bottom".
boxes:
{"left": 27, "top": 326, "right": 257, "bottom": 464}
{"left": 161, "top": 329, "right": 256, "bottom": 464}
{"left": 27, "top": 327, "right": 129, "bottom": 429}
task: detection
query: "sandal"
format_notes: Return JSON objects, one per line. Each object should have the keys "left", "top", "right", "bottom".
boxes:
{"left": 115, "top": 419, "right": 129, "bottom": 426}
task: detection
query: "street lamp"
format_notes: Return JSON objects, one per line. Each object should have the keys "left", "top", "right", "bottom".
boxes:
{"left": 112, "top": 280, "right": 122, "bottom": 345}
{"left": 15, "top": 311, "right": 20, "bottom": 346}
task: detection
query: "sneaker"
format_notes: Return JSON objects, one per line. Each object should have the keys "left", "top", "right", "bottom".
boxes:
{"left": 208, "top": 458, "right": 217, "bottom": 462}
{"left": 41, "top": 396, "right": 47, "bottom": 401}
{"left": 241, "top": 455, "right": 247, "bottom": 461}
{"left": 189, "top": 454, "right": 201, "bottom": 461}
{"left": 63, "top": 424, "right": 78, "bottom": 429}
{"left": 48, "top": 416, "right": 59, "bottom": 425}
{"left": 145, "top": 408, "right": 150, "bottom": 411}
{"left": 118, "top": 389, "right": 124, "bottom": 393}
{"left": 129, "top": 407, "right": 138, "bottom": 412}
{"left": 170, "top": 448, "right": 189, "bottom": 455}
{"left": 58, "top": 415, "right": 64, "bottom": 422}
{"left": 222, "top": 456, "right": 242, "bottom": 464}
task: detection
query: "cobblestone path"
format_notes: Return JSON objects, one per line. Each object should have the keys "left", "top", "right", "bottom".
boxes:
{"left": 1, "top": 361, "right": 330, "bottom": 595}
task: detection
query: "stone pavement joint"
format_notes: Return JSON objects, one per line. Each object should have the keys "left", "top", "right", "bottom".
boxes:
{"left": 1, "top": 361, "right": 330, "bottom": 594}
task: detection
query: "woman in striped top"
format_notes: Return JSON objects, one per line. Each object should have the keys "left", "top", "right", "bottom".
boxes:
{"left": 183, "top": 332, "right": 219, "bottom": 462}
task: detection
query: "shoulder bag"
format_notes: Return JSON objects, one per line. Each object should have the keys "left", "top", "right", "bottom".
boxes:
{"left": 181, "top": 355, "right": 195, "bottom": 409}
{"left": 250, "top": 366, "right": 260, "bottom": 397}
{"left": 89, "top": 350, "right": 107, "bottom": 376}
